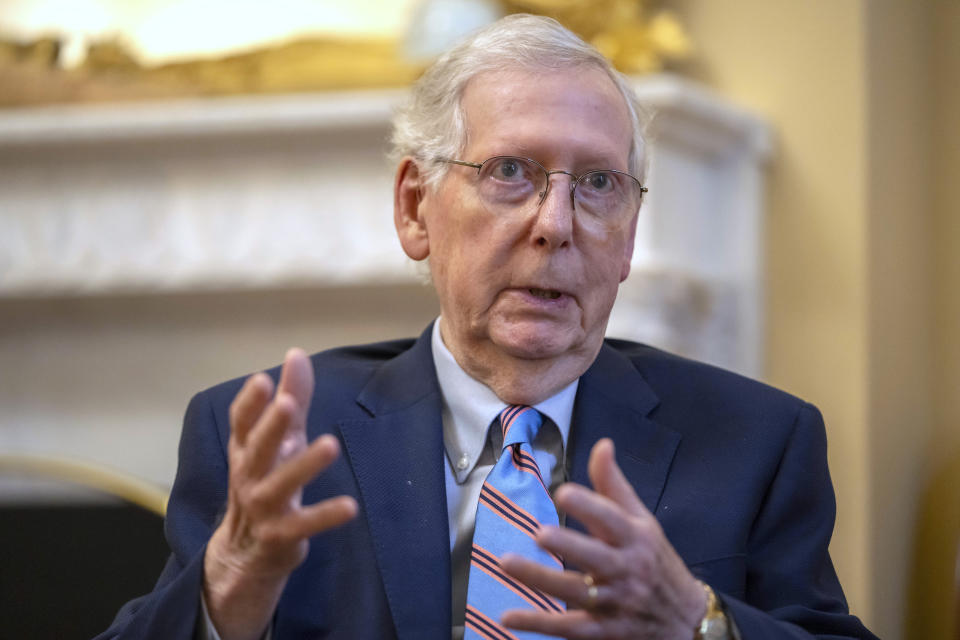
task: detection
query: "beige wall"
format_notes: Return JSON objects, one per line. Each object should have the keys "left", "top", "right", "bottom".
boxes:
{"left": 864, "top": 2, "right": 937, "bottom": 638}
{"left": 908, "top": 2, "right": 960, "bottom": 638}
{"left": 666, "top": 1, "right": 960, "bottom": 638}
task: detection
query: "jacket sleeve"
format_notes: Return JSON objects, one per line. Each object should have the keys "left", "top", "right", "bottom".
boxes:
{"left": 94, "top": 389, "right": 231, "bottom": 640}
{"left": 718, "top": 403, "right": 877, "bottom": 639}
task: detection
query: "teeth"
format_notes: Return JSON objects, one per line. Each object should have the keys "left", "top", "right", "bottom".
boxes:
{"left": 529, "top": 288, "right": 561, "bottom": 300}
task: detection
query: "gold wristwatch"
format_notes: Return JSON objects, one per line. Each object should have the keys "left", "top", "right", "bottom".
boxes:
{"left": 693, "top": 581, "right": 731, "bottom": 640}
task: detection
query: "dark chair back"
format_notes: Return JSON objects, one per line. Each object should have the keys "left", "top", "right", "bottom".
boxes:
{"left": 0, "top": 455, "right": 170, "bottom": 638}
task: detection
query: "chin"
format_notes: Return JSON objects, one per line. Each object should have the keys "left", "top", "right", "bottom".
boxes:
{"left": 489, "top": 323, "right": 584, "bottom": 361}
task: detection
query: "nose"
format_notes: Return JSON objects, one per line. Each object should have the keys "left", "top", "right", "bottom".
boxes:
{"left": 531, "top": 173, "right": 575, "bottom": 249}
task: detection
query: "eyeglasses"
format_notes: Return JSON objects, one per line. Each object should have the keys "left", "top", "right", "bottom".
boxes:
{"left": 437, "top": 156, "right": 647, "bottom": 231}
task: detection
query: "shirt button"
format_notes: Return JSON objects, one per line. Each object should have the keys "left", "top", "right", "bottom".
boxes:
{"left": 456, "top": 453, "right": 469, "bottom": 471}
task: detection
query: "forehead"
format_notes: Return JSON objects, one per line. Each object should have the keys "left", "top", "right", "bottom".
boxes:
{"left": 459, "top": 66, "right": 633, "bottom": 170}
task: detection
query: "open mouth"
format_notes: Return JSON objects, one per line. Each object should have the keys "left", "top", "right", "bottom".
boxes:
{"left": 529, "top": 288, "right": 562, "bottom": 300}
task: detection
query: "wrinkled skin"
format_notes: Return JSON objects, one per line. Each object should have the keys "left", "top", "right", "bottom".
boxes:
{"left": 203, "top": 349, "right": 357, "bottom": 640}
{"left": 203, "top": 65, "right": 706, "bottom": 640}
{"left": 501, "top": 439, "right": 706, "bottom": 639}
{"left": 395, "top": 67, "right": 707, "bottom": 638}
{"left": 394, "top": 67, "right": 638, "bottom": 406}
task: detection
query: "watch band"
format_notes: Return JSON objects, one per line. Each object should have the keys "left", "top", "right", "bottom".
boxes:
{"left": 693, "top": 581, "right": 731, "bottom": 640}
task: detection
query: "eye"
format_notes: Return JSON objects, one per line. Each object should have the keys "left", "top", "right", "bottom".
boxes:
{"left": 486, "top": 157, "right": 532, "bottom": 182}
{"left": 584, "top": 171, "right": 616, "bottom": 193}
{"left": 500, "top": 159, "right": 519, "bottom": 178}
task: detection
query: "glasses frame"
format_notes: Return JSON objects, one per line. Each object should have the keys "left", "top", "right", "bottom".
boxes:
{"left": 437, "top": 156, "right": 648, "bottom": 222}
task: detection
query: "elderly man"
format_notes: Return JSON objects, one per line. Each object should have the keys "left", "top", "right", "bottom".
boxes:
{"left": 98, "top": 14, "right": 876, "bottom": 640}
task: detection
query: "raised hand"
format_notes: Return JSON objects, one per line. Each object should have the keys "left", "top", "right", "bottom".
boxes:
{"left": 500, "top": 438, "right": 707, "bottom": 640}
{"left": 202, "top": 348, "right": 358, "bottom": 640}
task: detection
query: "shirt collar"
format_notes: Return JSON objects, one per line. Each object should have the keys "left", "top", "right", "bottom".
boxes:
{"left": 431, "top": 317, "right": 577, "bottom": 483}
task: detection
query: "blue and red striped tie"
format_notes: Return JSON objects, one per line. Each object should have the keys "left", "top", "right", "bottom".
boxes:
{"left": 464, "top": 405, "right": 564, "bottom": 640}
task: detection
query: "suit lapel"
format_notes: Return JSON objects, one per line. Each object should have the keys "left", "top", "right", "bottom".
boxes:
{"left": 334, "top": 333, "right": 681, "bottom": 633}
{"left": 566, "top": 343, "right": 680, "bottom": 537}
{"left": 337, "top": 326, "right": 451, "bottom": 640}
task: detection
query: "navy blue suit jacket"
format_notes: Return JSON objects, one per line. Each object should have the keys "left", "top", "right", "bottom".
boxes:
{"left": 97, "top": 326, "right": 877, "bottom": 639}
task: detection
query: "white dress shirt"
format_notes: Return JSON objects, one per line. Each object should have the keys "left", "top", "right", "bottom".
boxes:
{"left": 432, "top": 319, "right": 576, "bottom": 639}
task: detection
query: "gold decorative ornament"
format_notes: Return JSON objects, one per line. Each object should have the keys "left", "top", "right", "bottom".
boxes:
{"left": 0, "top": 34, "right": 61, "bottom": 67}
{"left": 0, "top": 32, "right": 425, "bottom": 107}
{"left": 0, "top": 0, "right": 691, "bottom": 107}
{"left": 501, "top": 0, "right": 692, "bottom": 74}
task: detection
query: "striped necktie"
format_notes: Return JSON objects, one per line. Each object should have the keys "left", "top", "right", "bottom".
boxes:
{"left": 464, "top": 405, "right": 564, "bottom": 640}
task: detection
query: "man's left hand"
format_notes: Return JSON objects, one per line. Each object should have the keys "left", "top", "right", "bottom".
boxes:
{"left": 500, "top": 438, "right": 708, "bottom": 640}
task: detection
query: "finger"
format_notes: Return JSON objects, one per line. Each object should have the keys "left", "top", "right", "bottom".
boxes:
{"left": 502, "top": 608, "right": 600, "bottom": 639}
{"left": 254, "top": 435, "right": 342, "bottom": 508}
{"left": 263, "top": 495, "right": 358, "bottom": 544}
{"left": 501, "top": 553, "right": 605, "bottom": 607}
{"left": 229, "top": 373, "right": 274, "bottom": 447}
{"left": 534, "top": 525, "right": 623, "bottom": 581}
{"left": 553, "top": 482, "right": 635, "bottom": 546}
{"left": 588, "top": 438, "right": 649, "bottom": 518}
{"left": 295, "top": 494, "right": 358, "bottom": 537}
{"left": 277, "top": 348, "right": 314, "bottom": 417}
{"left": 244, "top": 392, "right": 299, "bottom": 479}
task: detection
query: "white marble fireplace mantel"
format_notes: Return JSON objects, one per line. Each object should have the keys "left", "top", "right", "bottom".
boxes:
{"left": 0, "top": 75, "right": 771, "bottom": 496}
{"left": 0, "top": 74, "right": 771, "bottom": 376}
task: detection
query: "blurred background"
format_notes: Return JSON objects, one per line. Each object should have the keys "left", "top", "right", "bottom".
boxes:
{"left": 0, "top": 1, "right": 957, "bottom": 638}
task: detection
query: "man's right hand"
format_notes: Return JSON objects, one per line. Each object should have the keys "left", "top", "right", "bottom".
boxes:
{"left": 202, "top": 348, "right": 358, "bottom": 640}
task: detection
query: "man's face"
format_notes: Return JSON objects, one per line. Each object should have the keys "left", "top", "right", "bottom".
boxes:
{"left": 397, "top": 66, "right": 639, "bottom": 394}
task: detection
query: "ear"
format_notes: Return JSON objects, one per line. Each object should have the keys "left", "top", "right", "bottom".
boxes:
{"left": 619, "top": 213, "right": 639, "bottom": 282}
{"left": 394, "top": 157, "right": 430, "bottom": 261}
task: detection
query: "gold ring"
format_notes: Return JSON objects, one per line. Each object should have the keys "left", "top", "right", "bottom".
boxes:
{"left": 583, "top": 574, "right": 599, "bottom": 609}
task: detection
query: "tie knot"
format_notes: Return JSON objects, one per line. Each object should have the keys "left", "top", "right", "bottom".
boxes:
{"left": 499, "top": 405, "right": 542, "bottom": 449}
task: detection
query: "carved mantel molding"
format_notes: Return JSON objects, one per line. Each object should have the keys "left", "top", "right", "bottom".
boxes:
{"left": 0, "top": 74, "right": 770, "bottom": 374}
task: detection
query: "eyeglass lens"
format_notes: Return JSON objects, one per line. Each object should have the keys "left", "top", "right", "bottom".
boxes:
{"left": 474, "top": 156, "right": 642, "bottom": 227}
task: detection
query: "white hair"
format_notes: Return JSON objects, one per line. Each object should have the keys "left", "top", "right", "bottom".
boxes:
{"left": 390, "top": 13, "right": 650, "bottom": 189}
